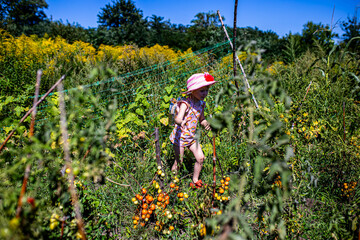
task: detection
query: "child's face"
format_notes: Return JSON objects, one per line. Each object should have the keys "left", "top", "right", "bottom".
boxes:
{"left": 192, "top": 86, "right": 209, "bottom": 101}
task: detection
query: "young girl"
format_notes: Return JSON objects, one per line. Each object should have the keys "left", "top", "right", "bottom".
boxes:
{"left": 169, "top": 72, "right": 217, "bottom": 188}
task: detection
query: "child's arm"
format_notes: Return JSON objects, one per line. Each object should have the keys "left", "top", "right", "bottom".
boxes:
{"left": 174, "top": 102, "right": 189, "bottom": 129}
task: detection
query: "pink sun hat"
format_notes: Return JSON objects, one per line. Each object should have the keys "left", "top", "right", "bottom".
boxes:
{"left": 182, "top": 72, "right": 217, "bottom": 94}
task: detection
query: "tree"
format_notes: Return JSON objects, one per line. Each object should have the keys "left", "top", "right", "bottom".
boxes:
{"left": 0, "top": 0, "right": 49, "bottom": 36}
{"left": 146, "top": 15, "right": 188, "bottom": 50}
{"left": 47, "top": 20, "right": 90, "bottom": 43}
{"left": 187, "top": 11, "right": 224, "bottom": 51}
{"left": 233, "top": 27, "right": 282, "bottom": 63}
{"left": 300, "top": 21, "right": 337, "bottom": 54}
{"left": 341, "top": 16, "right": 360, "bottom": 53}
{"left": 148, "top": 15, "right": 168, "bottom": 45}
{"left": 190, "top": 11, "right": 221, "bottom": 28}
{"left": 282, "top": 33, "right": 302, "bottom": 63}
{"left": 97, "top": 0, "right": 148, "bottom": 46}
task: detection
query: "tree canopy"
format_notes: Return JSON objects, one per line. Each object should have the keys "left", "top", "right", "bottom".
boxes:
{"left": 0, "top": 0, "right": 49, "bottom": 36}
{"left": 0, "top": 0, "right": 358, "bottom": 61}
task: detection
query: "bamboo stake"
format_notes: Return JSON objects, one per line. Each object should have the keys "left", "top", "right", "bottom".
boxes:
{"left": 15, "top": 70, "right": 42, "bottom": 218}
{"left": 217, "top": 10, "right": 259, "bottom": 109}
{"left": 57, "top": 82, "right": 87, "bottom": 240}
{"left": 233, "top": 0, "right": 238, "bottom": 79}
{"left": 0, "top": 74, "right": 66, "bottom": 154}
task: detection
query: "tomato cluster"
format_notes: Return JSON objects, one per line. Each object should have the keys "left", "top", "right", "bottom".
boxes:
{"left": 341, "top": 181, "right": 357, "bottom": 198}
{"left": 130, "top": 165, "right": 232, "bottom": 237}
{"left": 131, "top": 166, "right": 189, "bottom": 234}
{"left": 213, "top": 176, "right": 231, "bottom": 203}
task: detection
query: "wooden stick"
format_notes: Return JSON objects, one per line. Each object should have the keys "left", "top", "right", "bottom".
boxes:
{"left": 57, "top": 82, "right": 87, "bottom": 240}
{"left": 217, "top": 10, "right": 259, "bottom": 109}
{"left": 15, "top": 164, "right": 31, "bottom": 218}
{"left": 29, "top": 70, "right": 42, "bottom": 137}
{"left": 0, "top": 75, "right": 65, "bottom": 154}
{"left": 106, "top": 177, "right": 130, "bottom": 187}
{"left": 343, "top": 102, "right": 346, "bottom": 142}
{"left": 154, "top": 127, "right": 165, "bottom": 189}
{"left": 205, "top": 132, "right": 224, "bottom": 177}
{"left": 60, "top": 218, "right": 65, "bottom": 239}
{"left": 298, "top": 81, "right": 312, "bottom": 111}
{"left": 154, "top": 128, "right": 162, "bottom": 167}
{"left": 233, "top": 0, "right": 238, "bottom": 79}
{"left": 212, "top": 136, "right": 216, "bottom": 205}
{"left": 15, "top": 70, "right": 42, "bottom": 218}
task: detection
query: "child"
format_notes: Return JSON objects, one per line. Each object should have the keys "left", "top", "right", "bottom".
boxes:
{"left": 169, "top": 72, "right": 217, "bottom": 188}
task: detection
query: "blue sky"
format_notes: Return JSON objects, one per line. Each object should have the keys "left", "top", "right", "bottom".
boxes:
{"left": 45, "top": 0, "right": 359, "bottom": 38}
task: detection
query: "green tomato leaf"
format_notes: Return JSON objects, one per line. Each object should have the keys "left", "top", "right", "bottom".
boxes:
{"left": 161, "top": 102, "right": 169, "bottom": 109}
{"left": 128, "top": 102, "right": 137, "bottom": 110}
{"left": 165, "top": 85, "right": 174, "bottom": 94}
{"left": 135, "top": 93, "right": 144, "bottom": 102}
{"left": 124, "top": 112, "right": 137, "bottom": 124}
{"left": 163, "top": 95, "right": 173, "bottom": 103}
{"left": 135, "top": 108, "right": 144, "bottom": 116}
{"left": 142, "top": 99, "right": 150, "bottom": 108}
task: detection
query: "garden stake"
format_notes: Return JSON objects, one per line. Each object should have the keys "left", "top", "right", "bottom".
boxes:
{"left": 298, "top": 81, "right": 312, "bottom": 111}
{"left": 343, "top": 101, "right": 346, "bottom": 142}
{"left": 205, "top": 131, "right": 224, "bottom": 177}
{"left": 0, "top": 74, "right": 65, "bottom": 154}
{"left": 57, "top": 82, "right": 87, "bottom": 240}
{"left": 212, "top": 136, "right": 217, "bottom": 205}
{"left": 60, "top": 219, "right": 65, "bottom": 239}
{"left": 154, "top": 127, "right": 165, "bottom": 189}
{"left": 217, "top": 10, "right": 259, "bottom": 109}
{"left": 15, "top": 70, "right": 42, "bottom": 219}
{"left": 29, "top": 70, "right": 42, "bottom": 137}
{"left": 15, "top": 165, "right": 31, "bottom": 218}
{"left": 154, "top": 128, "right": 162, "bottom": 168}
{"left": 233, "top": 0, "right": 238, "bottom": 79}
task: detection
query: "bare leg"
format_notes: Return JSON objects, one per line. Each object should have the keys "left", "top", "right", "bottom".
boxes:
{"left": 172, "top": 144, "right": 185, "bottom": 172}
{"left": 189, "top": 142, "right": 205, "bottom": 183}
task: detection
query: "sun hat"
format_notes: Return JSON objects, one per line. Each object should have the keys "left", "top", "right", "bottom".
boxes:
{"left": 182, "top": 72, "right": 217, "bottom": 94}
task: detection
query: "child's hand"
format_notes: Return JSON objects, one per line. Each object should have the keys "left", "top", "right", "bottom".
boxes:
{"left": 201, "top": 120, "right": 211, "bottom": 131}
{"left": 180, "top": 119, "right": 189, "bottom": 131}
